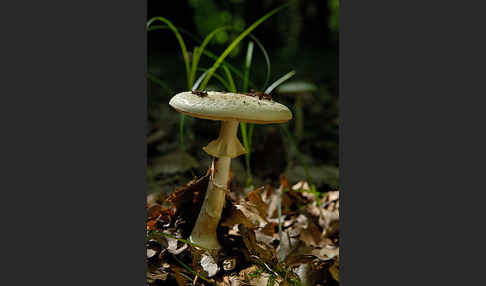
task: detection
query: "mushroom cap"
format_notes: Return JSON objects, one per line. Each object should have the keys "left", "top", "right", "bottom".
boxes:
{"left": 169, "top": 91, "right": 292, "bottom": 124}
{"left": 276, "top": 81, "right": 317, "bottom": 94}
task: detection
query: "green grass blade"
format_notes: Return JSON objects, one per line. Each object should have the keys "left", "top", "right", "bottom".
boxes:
{"left": 267, "top": 275, "right": 276, "bottom": 286}
{"left": 146, "top": 25, "right": 168, "bottom": 32}
{"left": 190, "top": 31, "right": 265, "bottom": 91}
{"left": 222, "top": 65, "right": 236, "bottom": 92}
{"left": 147, "top": 72, "right": 173, "bottom": 94}
{"left": 196, "top": 68, "right": 231, "bottom": 91}
{"left": 199, "top": 3, "right": 289, "bottom": 90}
{"left": 248, "top": 33, "right": 272, "bottom": 90}
{"left": 264, "top": 70, "right": 296, "bottom": 94}
{"left": 198, "top": 32, "right": 267, "bottom": 91}
{"left": 192, "top": 69, "right": 209, "bottom": 91}
{"left": 147, "top": 17, "right": 191, "bottom": 89}
{"left": 147, "top": 17, "right": 192, "bottom": 151}
{"left": 240, "top": 122, "right": 249, "bottom": 149}
{"left": 289, "top": 277, "right": 304, "bottom": 286}
{"left": 148, "top": 230, "right": 210, "bottom": 250}
{"left": 189, "top": 26, "right": 232, "bottom": 86}
{"left": 243, "top": 41, "right": 254, "bottom": 93}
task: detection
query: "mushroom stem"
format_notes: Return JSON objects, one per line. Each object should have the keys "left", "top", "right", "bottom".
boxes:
{"left": 190, "top": 120, "right": 242, "bottom": 250}
{"left": 189, "top": 159, "right": 228, "bottom": 250}
{"left": 203, "top": 120, "right": 246, "bottom": 159}
{"left": 213, "top": 156, "right": 231, "bottom": 188}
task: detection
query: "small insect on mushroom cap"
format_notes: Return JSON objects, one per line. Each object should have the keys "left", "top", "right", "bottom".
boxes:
{"left": 191, "top": 90, "right": 208, "bottom": 97}
{"left": 246, "top": 89, "right": 272, "bottom": 101}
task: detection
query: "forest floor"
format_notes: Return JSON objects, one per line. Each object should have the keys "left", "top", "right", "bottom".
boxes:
{"left": 146, "top": 168, "right": 339, "bottom": 286}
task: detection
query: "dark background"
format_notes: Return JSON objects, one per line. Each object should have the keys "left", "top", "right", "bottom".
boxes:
{"left": 147, "top": 0, "right": 339, "bottom": 194}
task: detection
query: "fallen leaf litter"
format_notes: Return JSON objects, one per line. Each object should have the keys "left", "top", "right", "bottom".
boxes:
{"left": 146, "top": 171, "right": 339, "bottom": 285}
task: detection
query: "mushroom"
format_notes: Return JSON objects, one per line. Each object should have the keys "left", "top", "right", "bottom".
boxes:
{"left": 276, "top": 81, "right": 317, "bottom": 141}
{"left": 169, "top": 91, "right": 292, "bottom": 250}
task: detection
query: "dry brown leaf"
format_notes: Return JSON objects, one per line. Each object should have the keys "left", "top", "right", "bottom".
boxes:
{"left": 319, "top": 209, "right": 339, "bottom": 237}
{"left": 146, "top": 204, "right": 174, "bottom": 234}
{"left": 285, "top": 214, "right": 307, "bottom": 238}
{"left": 299, "top": 220, "right": 323, "bottom": 247}
{"left": 306, "top": 204, "right": 321, "bottom": 217}
{"left": 266, "top": 190, "right": 293, "bottom": 219}
{"left": 173, "top": 268, "right": 187, "bottom": 286}
{"left": 292, "top": 180, "right": 310, "bottom": 191}
{"left": 277, "top": 231, "right": 301, "bottom": 261}
{"left": 165, "top": 169, "right": 210, "bottom": 236}
{"left": 324, "top": 190, "right": 339, "bottom": 203}
{"left": 228, "top": 275, "right": 241, "bottom": 286}
{"left": 267, "top": 176, "right": 309, "bottom": 218}
{"left": 285, "top": 189, "right": 309, "bottom": 210}
{"left": 147, "top": 192, "right": 160, "bottom": 207}
{"left": 166, "top": 170, "right": 210, "bottom": 212}
{"left": 254, "top": 228, "right": 276, "bottom": 247}
{"left": 220, "top": 203, "right": 255, "bottom": 229}
{"left": 235, "top": 203, "right": 268, "bottom": 228}
{"left": 329, "top": 256, "right": 340, "bottom": 282}
{"left": 261, "top": 222, "right": 278, "bottom": 236}
{"left": 285, "top": 245, "right": 317, "bottom": 267}
{"left": 146, "top": 219, "right": 157, "bottom": 231}
{"left": 238, "top": 265, "right": 259, "bottom": 284}
{"left": 262, "top": 184, "right": 273, "bottom": 201}
{"left": 285, "top": 241, "right": 339, "bottom": 266}
{"left": 146, "top": 249, "right": 157, "bottom": 261}
{"left": 147, "top": 204, "right": 163, "bottom": 220}
{"left": 303, "top": 191, "right": 340, "bottom": 240}
{"left": 221, "top": 193, "right": 269, "bottom": 231}
{"left": 294, "top": 263, "right": 319, "bottom": 286}
{"left": 146, "top": 268, "right": 168, "bottom": 283}
{"left": 311, "top": 246, "right": 339, "bottom": 261}
{"left": 245, "top": 187, "right": 268, "bottom": 219}
{"left": 216, "top": 276, "right": 231, "bottom": 286}
{"left": 266, "top": 190, "right": 279, "bottom": 219}
{"left": 238, "top": 265, "right": 282, "bottom": 286}
{"left": 239, "top": 224, "right": 276, "bottom": 264}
